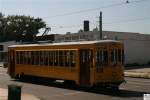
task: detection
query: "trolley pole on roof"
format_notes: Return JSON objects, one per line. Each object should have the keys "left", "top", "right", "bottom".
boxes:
{"left": 99, "top": 11, "right": 102, "bottom": 40}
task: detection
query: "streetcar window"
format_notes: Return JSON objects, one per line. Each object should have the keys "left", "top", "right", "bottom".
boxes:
{"left": 22, "top": 51, "right": 25, "bottom": 64}
{"left": 42, "top": 51, "right": 46, "bottom": 65}
{"left": 58, "top": 50, "right": 76, "bottom": 67}
{"left": 27, "top": 52, "right": 30, "bottom": 64}
{"left": 111, "top": 49, "right": 116, "bottom": 64}
{"left": 64, "top": 51, "right": 67, "bottom": 66}
{"left": 44, "top": 51, "right": 49, "bottom": 66}
{"left": 115, "top": 49, "right": 118, "bottom": 63}
{"left": 65, "top": 51, "right": 70, "bottom": 67}
{"left": 54, "top": 51, "right": 58, "bottom": 66}
{"left": 59, "top": 51, "right": 64, "bottom": 66}
{"left": 111, "top": 50, "right": 114, "bottom": 63}
{"left": 96, "top": 49, "right": 108, "bottom": 67}
{"left": 24, "top": 51, "right": 29, "bottom": 64}
{"left": 20, "top": 51, "right": 23, "bottom": 64}
{"left": 122, "top": 50, "right": 124, "bottom": 64}
{"left": 96, "top": 49, "right": 108, "bottom": 72}
{"left": 70, "top": 51, "right": 76, "bottom": 67}
{"left": 41, "top": 51, "right": 46, "bottom": 65}
{"left": 62, "top": 51, "right": 66, "bottom": 66}
{"left": 56, "top": 51, "right": 59, "bottom": 66}
{"left": 31, "top": 51, "right": 34, "bottom": 65}
{"left": 16, "top": 52, "right": 19, "bottom": 64}
{"left": 34, "top": 51, "right": 39, "bottom": 65}
{"left": 26, "top": 52, "right": 29, "bottom": 64}
{"left": 52, "top": 51, "right": 55, "bottom": 66}
{"left": 49, "top": 51, "right": 54, "bottom": 66}
{"left": 111, "top": 49, "right": 115, "bottom": 63}
{"left": 40, "top": 51, "right": 44, "bottom": 65}
{"left": 118, "top": 49, "right": 121, "bottom": 63}
{"left": 96, "top": 50, "right": 101, "bottom": 67}
{"left": 16, "top": 50, "right": 76, "bottom": 67}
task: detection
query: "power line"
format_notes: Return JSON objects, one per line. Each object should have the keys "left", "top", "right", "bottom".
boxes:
{"left": 51, "top": 24, "right": 82, "bottom": 30}
{"left": 43, "top": 0, "right": 149, "bottom": 19}
{"left": 51, "top": 17, "right": 150, "bottom": 30}
{"left": 103, "top": 17, "right": 150, "bottom": 25}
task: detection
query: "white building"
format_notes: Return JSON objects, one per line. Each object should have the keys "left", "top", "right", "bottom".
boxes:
{"left": 1, "top": 31, "right": 150, "bottom": 65}
{"left": 54, "top": 30, "right": 150, "bottom": 65}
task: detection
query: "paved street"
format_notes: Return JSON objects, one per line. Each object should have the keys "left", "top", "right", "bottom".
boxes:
{"left": 125, "top": 67, "right": 150, "bottom": 78}
{"left": 0, "top": 67, "right": 150, "bottom": 100}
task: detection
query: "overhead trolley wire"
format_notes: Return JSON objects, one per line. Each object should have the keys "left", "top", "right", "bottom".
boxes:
{"left": 43, "top": 0, "right": 149, "bottom": 19}
{"left": 52, "top": 17, "right": 150, "bottom": 29}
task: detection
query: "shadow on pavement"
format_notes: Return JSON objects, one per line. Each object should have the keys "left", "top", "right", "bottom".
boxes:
{"left": 12, "top": 77, "right": 149, "bottom": 98}
{"left": 125, "top": 66, "right": 150, "bottom": 70}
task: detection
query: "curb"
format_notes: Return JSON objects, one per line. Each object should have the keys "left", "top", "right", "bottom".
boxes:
{"left": 124, "top": 72, "right": 150, "bottom": 79}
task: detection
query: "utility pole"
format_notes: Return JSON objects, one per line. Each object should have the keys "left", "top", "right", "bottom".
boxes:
{"left": 99, "top": 11, "right": 102, "bottom": 40}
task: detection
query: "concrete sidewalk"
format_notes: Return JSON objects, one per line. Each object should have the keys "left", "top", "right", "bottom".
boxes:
{"left": 0, "top": 88, "right": 41, "bottom": 100}
{"left": 125, "top": 67, "right": 150, "bottom": 78}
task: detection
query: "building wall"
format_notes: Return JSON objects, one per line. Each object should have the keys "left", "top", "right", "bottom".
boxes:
{"left": 1, "top": 32, "right": 150, "bottom": 64}
{"left": 0, "top": 41, "right": 19, "bottom": 62}
{"left": 105, "top": 32, "right": 150, "bottom": 64}
{"left": 54, "top": 31, "right": 150, "bottom": 64}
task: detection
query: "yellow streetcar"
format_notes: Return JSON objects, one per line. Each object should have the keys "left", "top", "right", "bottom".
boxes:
{"left": 8, "top": 40, "right": 124, "bottom": 89}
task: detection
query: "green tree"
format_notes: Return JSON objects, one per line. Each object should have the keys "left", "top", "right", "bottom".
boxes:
{"left": 6, "top": 15, "right": 46, "bottom": 42}
{"left": 0, "top": 13, "right": 46, "bottom": 42}
{"left": 0, "top": 13, "right": 7, "bottom": 42}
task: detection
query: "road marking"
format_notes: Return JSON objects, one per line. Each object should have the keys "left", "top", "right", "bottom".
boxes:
{"left": 49, "top": 91, "right": 83, "bottom": 98}
{"left": 126, "top": 78, "right": 150, "bottom": 83}
{"left": 127, "top": 81, "right": 150, "bottom": 86}
{"left": 63, "top": 92, "right": 83, "bottom": 95}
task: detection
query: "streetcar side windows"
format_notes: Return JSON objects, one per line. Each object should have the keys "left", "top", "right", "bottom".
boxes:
{"left": 111, "top": 49, "right": 124, "bottom": 65}
{"left": 96, "top": 49, "right": 108, "bottom": 72}
{"left": 45, "top": 51, "right": 49, "bottom": 66}
{"left": 59, "top": 51, "right": 63, "bottom": 66}
{"left": 35, "top": 51, "right": 39, "bottom": 65}
{"left": 16, "top": 50, "right": 76, "bottom": 67}
{"left": 96, "top": 49, "right": 108, "bottom": 67}
{"left": 96, "top": 48, "right": 124, "bottom": 68}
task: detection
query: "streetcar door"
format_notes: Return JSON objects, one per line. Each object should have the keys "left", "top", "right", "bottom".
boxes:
{"left": 8, "top": 50, "right": 15, "bottom": 77}
{"left": 79, "top": 49, "right": 92, "bottom": 86}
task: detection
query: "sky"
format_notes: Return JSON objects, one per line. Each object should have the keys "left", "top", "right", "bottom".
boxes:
{"left": 0, "top": 0, "right": 150, "bottom": 34}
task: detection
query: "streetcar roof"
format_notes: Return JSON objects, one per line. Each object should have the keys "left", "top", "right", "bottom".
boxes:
{"left": 8, "top": 40, "right": 121, "bottom": 48}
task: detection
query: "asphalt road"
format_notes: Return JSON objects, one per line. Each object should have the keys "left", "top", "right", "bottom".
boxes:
{"left": 0, "top": 67, "right": 150, "bottom": 100}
